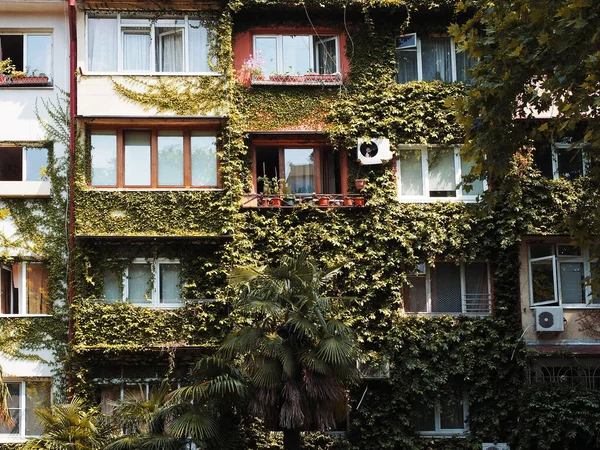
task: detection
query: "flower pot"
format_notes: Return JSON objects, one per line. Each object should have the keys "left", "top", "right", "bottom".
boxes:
{"left": 271, "top": 197, "right": 283, "bottom": 206}
{"left": 304, "top": 74, "right": 321, "bottom": 82}
{"left": 260, "top": 197, "right": 270, "bottom": 207}
{"left": 343, "top": 197, "right": 353, "bottom": 206}
{"left": 317, "top": 197, "right": 330, "bottom": 206}
{"left": 354, "top": 197, "right": 365, "bottom": 206}
{"left": 355, "top": 179, "right": 367, "bottom": 191}
{"left": 0, "top": 75, "right": 9, "bottom": 85}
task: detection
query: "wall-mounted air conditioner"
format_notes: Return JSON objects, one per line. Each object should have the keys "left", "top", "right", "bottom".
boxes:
{"left": 482, "top": 444, "right": 509, "bottom": 450}
{"left": 357, "top": 138, "right": 393, "bottom": 165}
{"left": 535, "top": 307, "right": 564, "bottom": 332}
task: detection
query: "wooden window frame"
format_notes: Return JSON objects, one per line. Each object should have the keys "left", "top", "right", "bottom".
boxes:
{"left": 89, "top": 126, "right": 221, "bottom": 189}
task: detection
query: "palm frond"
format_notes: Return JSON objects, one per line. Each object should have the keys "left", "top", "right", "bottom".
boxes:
{"left": 169, "top": 409, "right": 220, "bottom": 441}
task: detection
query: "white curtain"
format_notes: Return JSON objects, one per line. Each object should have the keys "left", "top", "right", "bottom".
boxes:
{"left": 399, "top": 150, "right": 424, "bottom": 196}
{"left": 88, "top": 18, "right": 117, "bottom": 72}
{"left": 188, "top": 20, "right": 210, "bottom": 72}
{"left": 191, "top": 134, "right": 217, "bottom": 186}
{"left": 127, "top": 264, "right": 152, "bottom": 304}
{"left": 103, "top": 269, "right": 122, "bottom": 303}
{"left": 159, "top": 28, "right": 183, "bottom": 72}
{"left": 428, "top": 149, "right": 456, "bottom": 196}
{"left": 123, "top": 30, "right": 150, "bottom": 71}
{"left": 421, "top": 36, "right": 452, "bottom": 81}
{"left": 160, "top": 264, "right": 181, "bottom": 303}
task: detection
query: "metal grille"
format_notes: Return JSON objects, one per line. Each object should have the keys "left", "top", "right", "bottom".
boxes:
{"left": 406, "top": 276, "right": 427, "bottom": 312}
{"left": 529, "top": 361, "right": 600, "bottom": 389}
{"left": 431, "top": 263, "right": 462, "bottom": 313}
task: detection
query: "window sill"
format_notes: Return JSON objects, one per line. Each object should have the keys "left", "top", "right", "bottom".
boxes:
{"left": 530, "top": 305, "right": 600, "bottom": 309}
{"left": 404, "top": 311, "right": 491, "bottom": 317}
{"left": 0, "top": 437, "right": 28, "bottom": 443}
{"left": 100, "top": 299, "right": 215, "bottom": 308}
{"left": 0, "top": 314, "right": 52, "bottom": 318}
{"left": 251, "top": 73, "right": 342, "bottom": 86}
{"left": 82, "top": 72, "right": 222, "bottom": 77}
{"left": 418, "top": 432, "right": 468, "bottom": 438}
{"left": 242, "top": 194, "right": 366, "bottom": 208}
{"left": 0, "top": 181, "right": 51, "bottom": 197}
{"left": 89, "top": 187, "right": 222, "bottom": 192}
{"left": 398, "top": 197, "right": 481, "bottom": 203}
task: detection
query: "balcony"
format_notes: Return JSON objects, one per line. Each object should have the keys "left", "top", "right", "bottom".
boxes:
{"left": 251, "top": 73, "right": 342, "bottom": 86}
{"left": 242, "top": 193, "right": 366, "bottom": 208}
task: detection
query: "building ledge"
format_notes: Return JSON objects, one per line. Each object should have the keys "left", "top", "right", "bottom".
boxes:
{"left": 0, "top": 181, "right": 51, "bottom": 198}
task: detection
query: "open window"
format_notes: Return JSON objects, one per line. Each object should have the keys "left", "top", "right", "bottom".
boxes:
{"left": 0, "top": 146, "right": 50, "bottom": 197}
{"left": 396, "top": 33, "right": 475, "bottom": 83}
{"left": 0, "top": 263, "right": 50, "bottom": 315}
{"left": 397, "top": 147, "right": 485, "bottom": 201}
{"left": 533, "top": 140, "right": 586, "bottom": 180}
{"left": 404, "top": 262, "right": 491, "bottom": 315}
{"left": 0, "top": 32, "right": 52, "bottom": 83}
{"left": 528, "top": 243, "right": 597, "bottom": 307}
{"left": 103, "top": 258, "right": 183, "bottom": 308}
{"left": 254, "top": 145, "right": 342, "bottom": 195}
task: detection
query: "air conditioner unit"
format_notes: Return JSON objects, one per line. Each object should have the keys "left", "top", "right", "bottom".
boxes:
{"left": 535, "top": 307, "right": 564, "bottom": 332}
{"left": 357, "top": 138, "right": 393, "bottom": 165}
{"left": 482, "top": 444, "right": 509, "bottom": 450}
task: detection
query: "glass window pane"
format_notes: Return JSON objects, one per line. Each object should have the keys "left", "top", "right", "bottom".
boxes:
{"left": 26, "top": 264, "right": 49, "bottom": 314}
{"left": 156, "top": 27, "right": 183, "bottom": 72}
{"left": 188, "top": 19, "right": 210, "bottom": 72}
{"left": 533, "top": 141, "right": 554, "bottom": 178}
{"left": 282, "top": 36, "right": 311, "bottom": 75}
{"left": 0, "top": 147, "right": 23, "bottom": 181}
{"left": 25, "top": 148, "right": 48, "bottom": 182}
{"left": 124, "top": 131, "right": 151, "bottom": 186}
{"left": 191, "top": 133, "right": 217, "bottom": 186}
{"left": 91, "top": 132, "right": 117, "bottom": 186}
{"left": 421, "top": 37, "right": 452, "bottom": 82}
{"left": 159, "top": 264, "right": 181, "bottom": 303}
{"left": 440, "top": 398, "right": 465, "bottom": 430}
{"left": 127, "top": 264, "right": 152, "bottom": 304}
{"left": 103, "top": 269, "right": 122, "bottom": 303}
{"left": 314, "top": 37, "right": 337, "bottom": 74}
{"left": 530, "top": 244, "right": 554, "bottom": 259}
{"left": 558, "top": 245, "right": 581, "bottom": 256}
{"left": 396, "top": 49, "right": 417, "bottom": 83}
{"left": 429, "top": 149, "right": 456, "bottom": 197}
{"left": 399, "top": 150, "right": 423, "bottom": 196}
{"left": 122, "top": 28, "right": 151, "bottom": 71}
{"left": 26, "top": 35, "right": 51, "bottom": 77}
{"left": 396, "top": 35, "right": 416, "bottom": 49}
{"left": 25, "top": 381, "right": 51, "bottom": 436}
{"left": 465, "top": 262, "right": 489, "bottom": 313}
{"left": 88, "top": 17, "right": 118, "bottom": 72}
{"left": 285, "top": 148, "right": 314, "bottom": 194}
{"left": 255, "top": 37, "right": 277, "bottom": 75}
{"left": 413, "top": 401, "right": 435, "bottom": 432}
{"left": 455, "top": 50, "right": 476, "bottom": 82}
{"left": 100, "top": 386, "right": 120, "bottom": 415}
{"left": 531, "top": 258, "right": 557, "bottom": 304}
{"left": 157, "top": 131, "right": 184, "bottom": 186}
{"left": 460, "top": 157, "right": 483, "bottom": 196}
{"left": 557, "top": 147, "right": 584, "bottom": 180}
{"left": 0, "top": 383, "right": 20, "bottom": 435}
{"left": 406, "top": 276, "right": 427, "bottom": 312}
{"left": 560, "top": 262, "right": 585, "bottom": 304}
{"left": 431, "top": 262, "right": 462, "bottom": 313}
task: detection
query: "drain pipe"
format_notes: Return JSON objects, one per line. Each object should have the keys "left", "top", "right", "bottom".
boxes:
{"left": 67, "top": 0, "right": 77, "bottom": 401}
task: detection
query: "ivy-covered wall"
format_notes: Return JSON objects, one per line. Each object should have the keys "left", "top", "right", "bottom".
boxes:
{"left": 4, "top": 0, "right": 596, "bottom": 449}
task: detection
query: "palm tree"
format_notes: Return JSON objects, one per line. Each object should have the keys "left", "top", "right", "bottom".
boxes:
{"left": 224, "top": 254, "right": 359, "bottom": 450}
{"left": 0, "top": 366, "right": 12, "bottom": 427}
{"left": 22, "top": 396, "right": 109, "bottom": 450}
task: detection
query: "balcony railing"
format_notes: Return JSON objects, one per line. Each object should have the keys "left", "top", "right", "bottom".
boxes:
{"left": 251, "top": 72, "right": 342, "bottom": 86}
{"left": 464, "top": 294, "right": 492, "bottom": 315}
{"left": 242, "top": 193, "right": 366, "bottom": 208}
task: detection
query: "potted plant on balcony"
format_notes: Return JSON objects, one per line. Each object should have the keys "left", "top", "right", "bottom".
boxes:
{"left": 242, "top": 52, "right": 265, "bottom": 83}
{"left": 257, "top": 176, "right": 287, "bottom": 207}
{"left": 0, "top": 58, "right": 20, "bottom": 85}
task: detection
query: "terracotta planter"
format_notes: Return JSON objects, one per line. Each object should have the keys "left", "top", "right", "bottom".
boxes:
{"left": 271, "top": 197, "right": 283, "bottom": 206}
{"left": 354, "top": 197, "right": 365, "bottom": 206}
{"left": 343, "top": 197, "right": 353, "bottom": 206}
{"left": 355, "top": 179, "right": 367, "bottom": 191}
{"left": 317, "top": 197, "right": 330, "bottom": 206}
{"left": 260, "top": 197, "right": 270, "bottom": 207}
{"left": 11, "top": 76, "right": 49, "bottom": 85}
{"left": 269, "top": 75, "right": 285, "bottom": 82}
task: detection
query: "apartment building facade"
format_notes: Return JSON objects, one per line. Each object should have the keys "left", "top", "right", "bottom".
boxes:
{"left": 0, "top": 0, "right": 597, "bottom": 449}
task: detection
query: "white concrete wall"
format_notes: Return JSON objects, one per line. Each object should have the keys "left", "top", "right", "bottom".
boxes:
{"left": 0, "top": 348, "right": 55, "bottom": 378}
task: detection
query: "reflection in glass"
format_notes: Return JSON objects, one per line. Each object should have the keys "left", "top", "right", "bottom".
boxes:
{"left": 188, "top": 19, "right": 211, "bottom": 72}
{"left": 460, "top": 157, "right": 484, "bottom": 196}
{"left": 191, "top": 133, "right": 217, "bottom": 186}
{"left": 25, "top": 148, "right": 49, "bottom": 182}
{"left": 406, "top": 276, "right": 426, "bottom": 312}
{"left": 255, "top": 37, "right": 277, "bottom": 75}
{"left": 285, "top": 149, "right": 314, "bottom": 194}
{"left": 429, "top": 149, "right": 456, "bottom": 197}
{"left": 158, "top": 131, "right": 184, "bottom": 186}
{"left": 396, "top": 49, "right": 418, "bottom": 83}
{"left": 26, "top": 263, "right": 49, "bottom": 314}
{"left": 26, "top": 35, "right": 51, "bottom": 76}
{"left": 91, "top": 133, "right": 117, "bottom": 186}
{"left": 0, "top": 383, "right": 20, "bottom": 434}
{"left": 557, "top": 147, "right": 584, "bottom": 180}
{"left": 124, "top": 131, "right": 151, "bottom": 186}
{"left": 440, "top": 398, "right": 465, "bottom": 430}
{"left": 128, "top": 264, "right": 152, "bottom": 303}
{"left": 413, "top": 401, "right": 435, "bottom": 432}
{"left": 103, "top": 269, "right": 122, "bottom": 303}
{"left": 282, "top": 36, "right": 311, "bottom": 75}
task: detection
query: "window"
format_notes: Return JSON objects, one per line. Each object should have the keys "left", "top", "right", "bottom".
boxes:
{"left": 413, "top": 396, "right": 468, "bottom": 436}
{"left": 0, "top": 32, "right": 52, "bottom": 78}
{"left": 255, "top": 146, "right": 341, "bottom": 195}
{"left": 0, "top": 147, "right": 48, "bottom": 182}
{"left": 404, "top": 262, "right": 491, "bottom": 314}
{"left": 90, "top": 129, "right": 218, "bottom": 188}
{"left": 254, "top": 34, "right": 340, "bottom": 78}
{"left": 0, "top": 263, "right": 50, "bottom": 315}
{"left": 103, "top": 259, "right": 183, "bottom": 307}
{"left": 396, "top": 33, "right": 475, "bottom": 83}
{"left": 0, "top": 380, "right": 51, "bottom": 440}
{"left": 397, "top": 147, "right": 484, "bottom": 201}
{"left": 87, "top": 14, "right": 216, "bottom": 74}
{"left": 528, "top": 243, "right": 597, "bottom": 307}
{"left": 99, "top": 382, "right": 181, "bottom": 415}
{"left": 533, "top": 140, "right": 586, "bottom": 180}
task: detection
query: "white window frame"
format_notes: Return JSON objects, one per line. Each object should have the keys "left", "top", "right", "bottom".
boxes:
{"left": 551, "top": 142, "right": 587, "bottom": 180}
{"left": 86, "top": 14, "right": 218, "bottom": 75}
{"left": 252, "top": 34, "right": 340, "bottom": 75}
{"left": 105, "top": 258, "right": 183, "bottom": 308}
{"left": 0, "top": 31, "right": 53, "bottom": 79}
{"left": 528, "top": 243, "right": 597, "bottom": 308}
{"left": 395, "top": 33, "right": 464, "bottom": 83}
{"left": 0, "top": 262, "right": 50, "bottom": 317}
{"left": 415, "top": 397, "right": 469, "bottom": 437}
{"left": 396, "top": 146, "right": 486, "bottom": 202}
{"left": 0, "top": 146, "right": 49, "bottom": 182}
{"left": 0, "top": 379, "right": 52, "bottom": 442}
{"left": 405, "top": 262, "right": 492, "bottom": 315}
